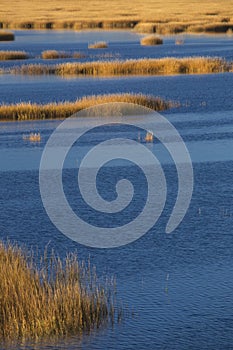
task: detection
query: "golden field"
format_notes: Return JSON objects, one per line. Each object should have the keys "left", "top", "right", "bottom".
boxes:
{"left": 1, "top": 0, "right": 233, "bottom": 33}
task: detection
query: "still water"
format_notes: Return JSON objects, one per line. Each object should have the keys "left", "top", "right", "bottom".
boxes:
{"left": 0, "top": 31, "right": 233, "bottom": 349}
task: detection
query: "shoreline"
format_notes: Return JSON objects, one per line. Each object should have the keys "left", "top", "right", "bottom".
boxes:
{"left": 1, "top": 21, "right": 233, "bottom": 35}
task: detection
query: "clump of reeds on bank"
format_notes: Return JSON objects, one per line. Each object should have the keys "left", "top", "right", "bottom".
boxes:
{"left": 140, "top": 35, "right": 163, "bottom": 46}
{"left": 88, "top": 41, "right": 108, "bottom": 49}
{"left": 41, "top": 50, "right": 86, "bottom": 59}
{"left": 0, "top": 93, "right": 175, "bottom": 121}
{"left": 0, "top": 241, "right": 116, "bottom": 341}
{"left": 8, "top": 57, "right": 232, "bottom": 77}
{"left": 0, "top": 50, "right": 28, "bottom": 60}
{"left": 0, "top": 31, "right": 14, "bottom": 41}
{"left": 134, "top": 22, "right": 156, "bottom": 33}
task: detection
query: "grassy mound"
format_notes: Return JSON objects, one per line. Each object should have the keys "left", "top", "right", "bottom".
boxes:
{"left": 88, "top": 41, "right": 108, "bottom": 49}
{"left": 140, "top": 35, "right": 163, "bottom": 46}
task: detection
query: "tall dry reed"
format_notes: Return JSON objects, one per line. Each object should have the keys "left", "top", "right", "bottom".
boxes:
{"left": 9, "top": 57, "right": 231, "bottom": 76}
{"left": 0, "top": 93, "right": 174, "bottom": 121}
{"left": 0, "top": 241, "right": 116, "bottom": 340}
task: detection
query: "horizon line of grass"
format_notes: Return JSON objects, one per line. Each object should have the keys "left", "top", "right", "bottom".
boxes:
{"left": 1, "top": 19, "right": 233, "bottom": 35}
{"left": 0, "top": 240, "right": 117, "bottom": 341}
{"left": 0, "top": 93, "right": 175, "bottom": 121}
{"left": 2, "top": 0, "right": 233, "bottom": 33}
{"left": 6, "top": 57, "right": 232, "bottom": 77}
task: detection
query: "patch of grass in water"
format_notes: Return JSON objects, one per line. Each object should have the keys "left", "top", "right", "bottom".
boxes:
{"left": 0, "top": 93, "right": 176, "bottom": 121}
{"left": 0, "top": 240, "right": 117, "bottom": 341}
{"left": 8, "top": 57, "right": 231, "bottom": 76}
{"left": 0, "top": 50, "right": 28, "bottom": 60}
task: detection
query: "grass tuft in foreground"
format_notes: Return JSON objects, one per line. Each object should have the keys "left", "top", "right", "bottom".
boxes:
{"left": 0, "top": 241, "right": 116, "bottom": 340}
{"left": 0, "top": 93, "right": 175, "bottom": 121}
{"left": 0, "top": 31, "right": 14, "bottom": 41}
{"left": 88, "top": 41, "right": 108, "bottom": 49}
{"left": 140, "top": 35, "right": 163, "bottom": 46}
{"left": 8, "top": 57, "right": 231, "bottom": 77}
{"left": 0, "top": 50, "right": 28, "bottom": 60}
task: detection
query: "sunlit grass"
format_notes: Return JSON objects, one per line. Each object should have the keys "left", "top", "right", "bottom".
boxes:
{"left": 88, "top": 41, "right": 108, "bottom": 49}
{"left": 41, "top": 50, "right": 71, "bottom": 59}
{"left": 41, "top": 50, "right": 86, "bottom": 59}
{"left": 0, "top": 241, "right": 116, "bottom": 340}
{"left": 1, "top": 0, "right": 233, "bottom": 34}
{"left": 0, "top": 93, "right": 175, "bottom": 121}
{"left": 140, "top": 35, "right": 163, "bottom": 46}
{"left": 8, "top": 57, "right": 231, "bottom": 77}
{"left": 0, "top": 50, "right": 28, "bottom": 60}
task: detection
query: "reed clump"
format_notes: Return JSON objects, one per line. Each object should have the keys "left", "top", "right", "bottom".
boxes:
{"left": 41, "top": 50, "right": 86, "bottom": 59}
{"left": 0, "top": 93, "right": 174, "bottom": 121}
{"left": 0, "top": 50, "right": 28, "bottom": 60}
{"left": 9, "top": 57, "right": 232, "bottom": 77}
{"left": 134, "top": 22, "right": 156, "bottom": 33}
{"left": 140, "top": 35, "right": 163, "bottom": 46}
{"left": 88, "top": 41, "right": 108, "bottom": 49}
{"left": 187, "top": 23, "right": 233, "bottom": 33}
{"left": 41, "top": 50, "right": 71, "bottom": 59}
{"left": 0, "top": 241, "right": 116, "bottom": 340}
{"left": 0, "top": 31, "right": 14, "bottom": 41}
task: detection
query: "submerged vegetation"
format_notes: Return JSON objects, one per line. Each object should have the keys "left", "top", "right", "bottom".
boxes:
{"left": 0, "top": 241, "right": 116, "bottom": 340}
{"left": 0, "top": 93, "right": 175, "bottom": 121}
{"left": 0, "top": 31, "right": 14, "bottom": 41}
{"left": 0, "top": 51, "right": 28, "bottom": 60}
{"left": 7, "top": 57, "right": 231, "bottom": 77}
{"left": 140, "top": 35, "right": 163, "bottom": 46}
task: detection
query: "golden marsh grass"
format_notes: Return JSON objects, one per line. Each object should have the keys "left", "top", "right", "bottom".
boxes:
{"left": 0, "top": 241, "right": 116, "bottom": 341}
{"left": 8, "top": 57, "right": 231, "bottom": 77}
{"left": 140, "top": 35, "right": 163, "bottom": 46}
{"left": 41, "top": 50, "right": 71, "bottom": 59}
{"left": 1, "top": 0, "right": 233, "bottom": 33}
{"left": 0, "top": 94, "right": 174, "bottom": 121}
{"left": 88, "top": 42, "right": 108, "bottom": 49}
{"left": 0, "top": 50, "right": 28, "bottom": 60}
{"left": 41, "top": 50, "right": 86, "bottom": 59}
